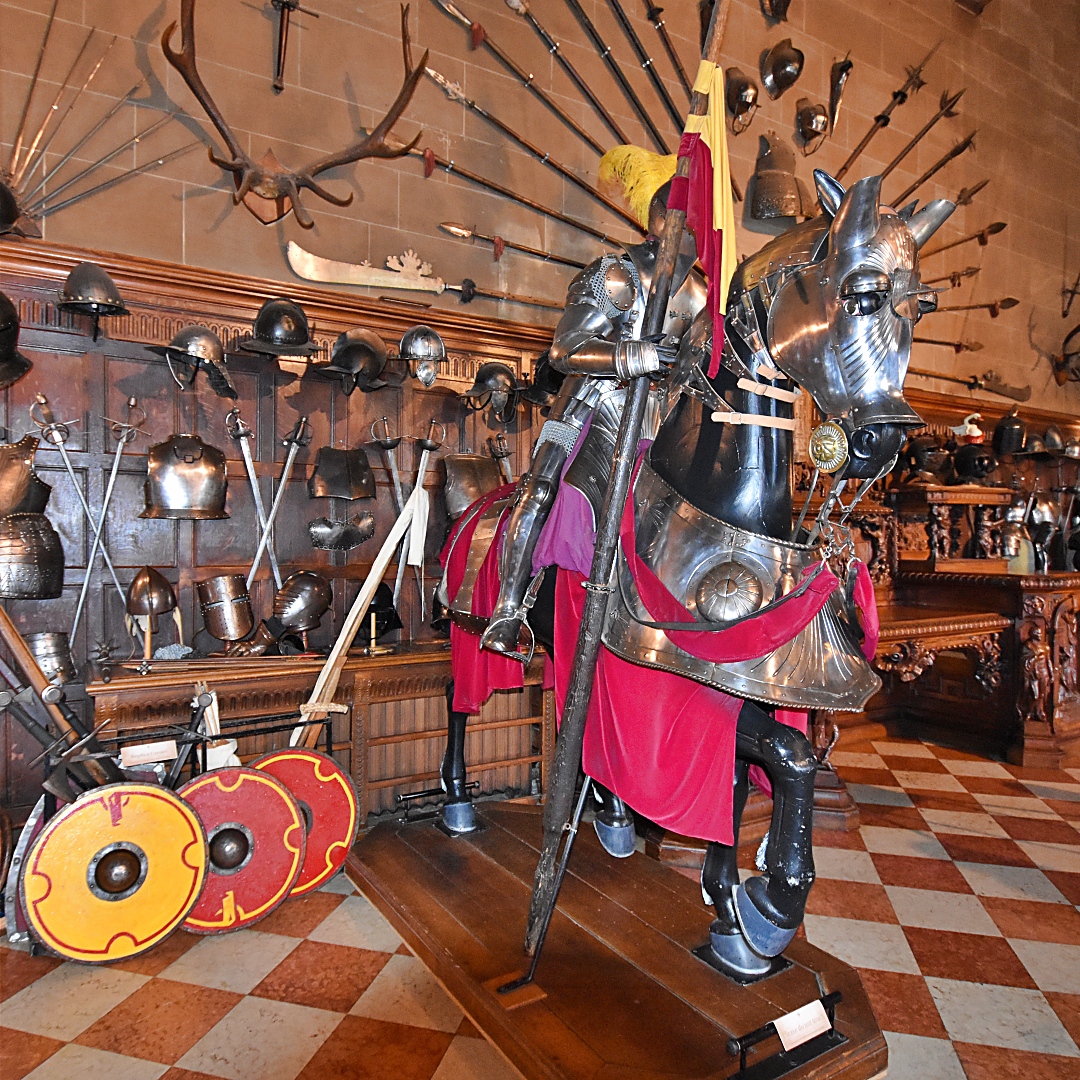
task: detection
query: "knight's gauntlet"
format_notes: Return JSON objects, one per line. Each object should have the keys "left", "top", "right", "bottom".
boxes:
{"left": 613, "top": 339, "right": 663, "bottom": 380}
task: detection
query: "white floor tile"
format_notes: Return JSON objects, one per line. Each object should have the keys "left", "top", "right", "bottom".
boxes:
{"left": 1022, "top": 780, "right": 1080, "bottom": 803}
{"left": 1, "top": 964, "right": 149, "bottom": 1040}
{"left": 159, "top": 929, "right": 300, "bottom": 994}
{"left": 829, "top": 752, "right": 887, "bottom": 769}
{"left": 880, "top": 1032, "right": 966, "bottom": 1080}
{"left": 320, "top": 872, "right": 358, "bottom": 894}
{"left": 860, "top": 826, "right": 949, "bottom": 860}
{"left": 1010, "top": 939, "right": 1080, "bottom": 994}
{"left": 956, "top": 862, "right": 1070, "bottom": 905}
{"left": 884, "top": 886, "right": 1000, "bottom": 935}
{"left": 811, "top": 847, "right": 882, "bottom": 884}
{"left": 942, "top": 760, "right": 1013, "bottom": 778}
{"left": 177, "top": 995, "right": 340, "bottom": 1080}
{"left": 847, "top": 784, "right": 913, "bottom": 806}
{"left": 431, "top": 1036, "right": 524, "bottom": 1080}
{"left": 892, "top": 771, "right": 967, "bottom": 793}
{"left": 802, "top": 914, "right": 919, "bottom": 974}
{"left": 23, "top": 1043, "right": 168, "bottom": 1080}
{"left": 1016, "top": 840, "right": 1080, "bottom": 874}
{"left": 351, "top": 953, "right": 464, "bottom": 1033}
{"left": 308, "top": 894, "right": 403, "bottom": 952}
{"left": 972, "top": 792, "right": 1060, "bottom": 820}
{"left": 926, "top": 978, "right": 1079, "bottom": 1056}
{"left": 872, "top": 742, "right": 936, "bottom": 759}
{"left": 918, "top": 809, "right": 1009, "bottom": 838}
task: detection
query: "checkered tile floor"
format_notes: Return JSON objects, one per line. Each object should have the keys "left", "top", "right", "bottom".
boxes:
{"left": 0, "top": 874, "right": 523, "bottom": 1080}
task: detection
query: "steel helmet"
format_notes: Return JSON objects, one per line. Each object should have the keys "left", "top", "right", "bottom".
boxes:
{"left": 0, "top": 292, "right": 33, "bottom": 391}
{"left": 320, "top": 328, "right": 388, "bottom": 394}
{"left": 58, "top": 262, "right": 128, "bottom": 318}
{"left": 991, "top": 406, "right": 1026, "bottom": 458}
{"left": 749, "top": 131, "right": 811, "bottom": 219}
{"left": 461, "top": 362, "right": 523, "bottom": 424}
{"left": 273, "top": 572, "right": 332, "bottom": 633}
{"left": 240, "top": 297, "right": 316, "bottom": 356}
{"left": 795, "top": 98, "right": 829, "bottom": 155}
{"left": 760, "top": 38, "right": 804, "bottom": 99}
{"left": 147, "top": 326, "right": 236, "bottom": 399}
{"left": 520, "top": 350, "right": 565, "bottom": 411}
{"left": 724, "top": 68, "right": 759, "bottom": 135}
{"left": 399, "top": 325, "right": 446, "bottom": 387}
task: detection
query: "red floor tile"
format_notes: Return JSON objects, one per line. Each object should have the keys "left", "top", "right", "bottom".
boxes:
{"left": 253, "top": 891, "right": 348, "bottom": 938}
{"left": 954, "top": 1041, "right": 1080, "bottom": 1079}
{"left": 980, "top": 896, "right": 1080, "bottom": 945}
{"left": 75, "top": 978, "right": 243, "bottom": 1064}
{"left": 293, "top": 1015, "right": 454, "bottom": 1080}
{"left": 907, "top": 790, "right": 985, "bottom": 813}
{"left": 160, "top": 1070, "right": 231, "bottom": 1080}
{"left": 811, "top": 827, "right": 866, "bottom": 850}
{"left": 996, "top": 816, "right": 1080, "bottom": 845}
{"left": 457, "top": 1016, "right": 482, "bottom": 1038}
{"left": 902, "top": 927, "right": 1038, "bottom": 988}
{"left": 856, "top": 804, "right": 928, "bottom": 830}
{"left": 1005, "top": 765, "right": 1075, "bottom": 783}
{"left": 251, "top": 939, "right": 390, "bottom": 1013}
{"left": 957, "top": 776, "right": 1036, "bottom": 798}
{"left": 110, "top": 928, "right": 202, "bottom": 977}
{"left": 1045, "top": 870, "right": 1080, "bottom": 905}
{"left": 1045, "top": 993, "right": 1080, "bottom": 1049}
{"left": 931, "top": 746, "right": 991, "bottom": 761}
{"left": 854, "top": 969, "right": 947, "bottom": 1038}
{"left": 869, "top": 853, "right": 973, "bottom": 893}
{"left": 0, "top": 1026, "right": 63, "bottom": 1080}
{"left": 0, "top": 948, "right": 62, "bottom": 1003}
{"left": 1045, "top": 799, "right": 1080, "bottom": 821}
{"left": 804, "top": 879, "right": 899, "bottom": 923}
{"left": 935, "top": 833, "right": 1037, "bottom": 867}
{"left": 832, "top": 767, "right": 897, "bottom": 787}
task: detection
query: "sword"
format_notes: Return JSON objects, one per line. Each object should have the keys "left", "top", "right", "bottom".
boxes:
{"left": 31, "top": 393, "right": 126, "bottom": 606}
{"left": 439, "top": 223, "right": 587, "bottom": 269}
{"left": 226, "top": 408, "right": 283, "bottom": 589}
{"left": 247, "top": 417, "right": 310, "bottom": 589}
{"left": 892, "top": 130, "right": 977, "bottom": 205}
{"left": 372, "top": 417, "right": 420, "bottom": 608}
{"left": 71, "top": 398, "right": 147, "bottom": 640}
{"left": 603, "top": 0, "right": 684, "bottom": 130}
{"left": 921, "top": 220, "right": 1007, "bottom": 259}
{"left": 642, "top": 1, "right": 692, "bottom": 99}
{"left": 425, "top": 66, "right": 645, "bottom": 233}
{"left": 490, "top": 433, "right": 514, "bottom": 484}
{"left": 503, "top": 0, "right": 631, "bottom": 145}
{"left": 562, "top": 0, "right": 672, "bottom": 153}
{"left": 428, "top": 0, "right": 605, "bottom": 155}
{"left": 879, "top": 88, "right": 964, "bottom": 181}
{"left": 835, "top": 39, "right": 941, "bottom": 180}
{"left": 395, "top": 420, "right": 444, "bottom": 619}
{"left": 8, "top": 0, "right": 59, "bottom": 174}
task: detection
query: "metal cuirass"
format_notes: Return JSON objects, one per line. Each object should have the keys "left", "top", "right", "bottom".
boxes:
{"left": 307, "top": 447, "right": 376, "bottom": 500}
{"left": 601, "top": 459, "right": 881, "bottom": 711}
{"left": 441, "top": 454, "right": 504, "bottom": 521}
{"left": 141, "top": 434, "right": 228, "bottom": 519}
{"left": 0, "top": 513, "right": 64, "bottom": 599}
{"left": 0, "top": 436, "right": 51, "bottom": 516}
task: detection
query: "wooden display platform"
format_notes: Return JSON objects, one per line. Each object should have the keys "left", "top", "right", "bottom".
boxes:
{"left": 346, "top": 803, "right": 886, "bottom": 1080}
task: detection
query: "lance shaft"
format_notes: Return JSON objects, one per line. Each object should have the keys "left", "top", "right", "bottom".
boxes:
{"left": 440, "top": 223, "right": 587, "bottom": 268}
{"left": 921, "top": 221, "right": 1006, "bottom": 259}
{"left": 892, "top": 130, "right": 976, "bottom": 205}
{"left": 604, "top": 0, "right": 683, "bottom": 130}
{"left": 563, "top": 0, "right": 671, "bottom": 154}
{"left": 880, "top": 88, "right": 964, "bottom": 181}
{"left": 643, "top": 2, "right": 691, "bottom": 100}
{"left": 835, "top": 39, "right": 941, "bottom": 181}
{"left": 521, "top": 0, "right": 730, "bottom": 965}
{"left": 506, "top": 0, "right": 631, "bottom": 145}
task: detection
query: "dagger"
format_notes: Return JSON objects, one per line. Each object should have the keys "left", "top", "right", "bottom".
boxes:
{"left": 439, "top": 223, "right": 587, "bottom": 269}
{"left": 880, "top": 88, "right": 964, "bottom": 180}
{"left": 921, "top": 220, "right": 1007, "bottom": 259}
{"left": 892, "top": 130, "right": 977, "bottom": 205}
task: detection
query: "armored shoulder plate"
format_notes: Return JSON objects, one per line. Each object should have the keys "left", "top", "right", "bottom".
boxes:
{"left": 579, "top": 254, "right": 643, "bottom": 321}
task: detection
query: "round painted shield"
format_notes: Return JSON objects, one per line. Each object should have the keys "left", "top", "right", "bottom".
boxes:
{"left": 20, "top": 783, "right": 208, "bottom": 963}
{"left": 251, "top": 748, "right": 359, "bottom": 896}
{"left": 178, "top": 766, "right": 305, "bottom": 934}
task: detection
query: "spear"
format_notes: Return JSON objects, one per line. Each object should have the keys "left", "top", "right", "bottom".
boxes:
{"left": 562, "top": 0, "right": 672, "bottom": 153}
{"left": 450, "top": 280, "right": 563, "bottom": 309}
{"left": 424, "top": 67, "right": 644, "bottom": 233}
{"left": 8, "top": 0, "right": 59, "bottom": 175}
{"left": 930, "top": 296, "right": 1018, "bottom": 318}
{"left": 924, "top": 265, "right": 980, "bottom": 288}
{"left": 439, "top": 222, "right": 587, "bottom": 268}
{"left": 921, "top": 220, "right": 1006, "bottom": 259}
{"left": 835, "top": 38, "right": 941, "bottom": 180}
{"left": 892, "top": 130, "right": 977, "bottom": 205}
{"left": 428, "top": 0, "right": 605, "bottom": 155}
{"left": 879, "top": 88, "right": 964, "bottom": 181}
{"left": 908, "top": 367, "right": 1030, "bottom": 402}
{"left": 913, "top": 336, "right": 983, "bottom": 353}
{"left": 956, "top": 178, "right": 989, "bottom": 205}
{"left": 642, "top": 1, "right": 692, "bottom": 100}
{"left": 603, "top": 0, "right": 684, "bottom": 130}
{"left": 503, "top": 0, "right": 631, "bottom": 146}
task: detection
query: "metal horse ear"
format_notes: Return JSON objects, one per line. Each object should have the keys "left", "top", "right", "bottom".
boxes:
{"left": 907, "top": 200, "right": 956, "bottom": 248}
{"left": 813, "top": 169, "right": 845, "bottom": 218}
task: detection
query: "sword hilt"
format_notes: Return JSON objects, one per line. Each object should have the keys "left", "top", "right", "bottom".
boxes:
{"left": 370, "top": 416, "right": 402, "bottom": 450}
{"left": 225, "top": 406, "right": 254, "bottom": 441}
{"left": 416, "top": 418, "right": 445, "bottom": 452}
{"left": 282, "top": 415, "right": 311, "bottom": 447}
{"left": 31, "top": 393, "right": 77, "bottom": 444}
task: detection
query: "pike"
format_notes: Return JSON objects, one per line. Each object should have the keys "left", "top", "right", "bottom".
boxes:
{"left": 913, "top": 336, "right": 983, "bottom": 353}
{"left": 513, "top": 0, "right": 733, "bottom": 984}
{"left": 503, "top": 0, "right": 631, "bottom": 146}
{"left": 930, "top": 296, "right": 1019, "bottom": 318}
{"left": 562, "top": 0, "right": 672, "bottom": 153}
{"left": 921, "top": 220, "right": 1006, "bottom": 259}
{"left": 956, "top": 178, "right": 989, "bottom": 205}
{"left": 424, "top": 66, "right": 644, "bottom": 233}
{"left": 271, "top": 0, "right": 319, "bottom": 94}
{"left": 1064, "top": 269, "right": 1080, "bottom": 319}
{"left": 428, "top": 0, "right": 605, "bottom": 155}
{"left": 924, "top": 265, "right": 980, "bottom": 288}
{"left": 907, "top": 366, "right": 1030, "bottom": 402}
{"left": 439, "top": 222, "right": 587, "bottom": 269}
{"left": 892, "top": 129, "right": 977, "bottom": 205}
{"left": 7, "top": 0, "right": 59, "bottom": 175}
{"left": 642, "top": 1, "right": 692, "bottom": 100}
{"left": 603, "top": 0, "right": 684, "bottom": 129}
{"left": 835, "top": 38, "right": 942, "bottom": 181}
{"left": 879, "top": 88, "right": 964, "bottom": 180}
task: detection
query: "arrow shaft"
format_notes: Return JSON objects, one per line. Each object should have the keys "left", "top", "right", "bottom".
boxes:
{"left": 603, "top": 0, "right": 683, "bottom": 129}
{"left": 643, "top": 2, "right": 691, "bottom": 99}
{"left": 880, "top": 89, "right": 964, "bottom": 180}
{"left": 892, "top": 131, "right": 975, "bottom": 205}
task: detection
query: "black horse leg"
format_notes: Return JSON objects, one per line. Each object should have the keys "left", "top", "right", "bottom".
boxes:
{"left": 440, "top": 681, "right": 478, "bottom": 833}
{"left": 591, "top": 782, "right": 636, "bottom": 858}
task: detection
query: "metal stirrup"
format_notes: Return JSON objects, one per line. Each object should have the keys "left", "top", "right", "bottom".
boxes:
{"left": 480, "top": 570, "right": 546, "bottom": 666}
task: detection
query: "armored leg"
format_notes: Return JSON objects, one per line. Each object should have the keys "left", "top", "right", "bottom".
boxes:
{"left": 440, "top": 681, "right": 477, "bottom": 834}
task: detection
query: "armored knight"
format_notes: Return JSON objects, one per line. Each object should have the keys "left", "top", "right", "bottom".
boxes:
{"left": 481, "top": 164, "right": 707, "bottom": 658}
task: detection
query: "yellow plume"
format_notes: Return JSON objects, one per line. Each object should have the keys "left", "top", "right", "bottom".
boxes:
{"left": 598, "top": 145, "right": 677, "bottom": 230}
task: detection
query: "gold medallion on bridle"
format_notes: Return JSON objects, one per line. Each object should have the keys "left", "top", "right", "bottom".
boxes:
{"left": 808, "top": 422, "right": 849, "bottom": 474}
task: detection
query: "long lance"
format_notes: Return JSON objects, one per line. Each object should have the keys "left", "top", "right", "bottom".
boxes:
{"left": 956, "top": 178, "right": 988, "bottom": 206}
{"left": 879, "top": 88, "right": 964, "bottom": 181}
{"left": 931, "top": 296, "right": 1019, "bottom": 318}
{"left": 921, "top": 220, "right": 1006, "bottom": 259}
{"left": 562, "top": 0, "right": 672, "bottom": 154}
{"left": 835, "top": 38, "right": 941, "bottom": 180}
{"left": 603, "top": 0, "right": 683, "bottom": 130}
{"left": 503, "top": 0, "right": 631, "bottom": 146}
{"left": 913, "top": 336, "right": 983, "bottom": 353}
{"left": 411, "top": 146, "right": 628, "bottom": 245}
{"left": 513, "top": 0, "right": 732, "bottom": 984}
{"left": 447, "top": 281, "right": 564, "bottom": 309}
{"left": 428, "top": 0, "right": 605, "bottom": 156}
{"left": 892, "top": 130, "right": 976, "bottom": 205}
{"left": 924, "top": 265, "right": 980, "bottom": 288}
{"left": 642, "top": 1, "right": 692, "bottom": 100}
{"left": 8, "top": 0, "right": 59, "bottom": 175}
{"left": 425, "top": 67, "right": 644, "bottom": 234}
{"left": 439, "top": 222, "right": 588, "bottom": 268}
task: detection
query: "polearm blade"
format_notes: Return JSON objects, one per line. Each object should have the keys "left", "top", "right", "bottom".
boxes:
{"left": 924, "top": 265, "right": 980, "bottom": 288}
{"left": 642, "top": 2, "right": 692, "bottom": 100}
{"left": 8, "top": 0, "right": 59, "bottom": 175}
{"left": 835, "top": 38, "right": 942, "bottom": 180}
{"left": 879, "top": 88, "right": 964, "bottom": 181}
{"left": 920, "top": 220, "right": 1006, "bottom": 259}
{"left": 603, "top": 0, "right": 683, "bottom": 130}
{"left": 891, "top": 129, "right": 976, "bottom": 205}
{"left": 955, "top": 178, "right": 989, "bottom": 205}
{"left": 428, "top": 0, "right": 605, "bottom": 155}
{"left": 521, "top": 0, "right": 732, "bottom": 968}
{"left": 503, "top": 0, "right": 631, "bottom": 145}
{"left": 563, "top": 0, "right": 671, "bottom": 153}
{"left": 425, "top": 67, "right": 645, "bottom": 234}
{"left": 439, "top": 222, "right": 587, "bottom": 269}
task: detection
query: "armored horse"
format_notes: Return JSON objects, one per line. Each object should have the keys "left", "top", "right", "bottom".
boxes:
{"left": 439, "top": 171, "right": 953, "bottom": 979}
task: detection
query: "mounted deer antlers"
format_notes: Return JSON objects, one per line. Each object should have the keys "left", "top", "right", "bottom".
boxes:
{"left": 162, "top": 0, "right": 426, "bottom": 227}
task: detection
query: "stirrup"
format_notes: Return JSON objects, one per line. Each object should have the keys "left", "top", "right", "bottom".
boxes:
{"left": 479, "top": 571, "right": 545, "bottom": 665}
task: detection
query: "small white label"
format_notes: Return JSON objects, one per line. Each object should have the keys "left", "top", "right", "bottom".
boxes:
{"left": 121, "top": 739, "right": 178, "bottom": 767}
{"left": 772, "top": 999, "right": 831, "bottom": 1052}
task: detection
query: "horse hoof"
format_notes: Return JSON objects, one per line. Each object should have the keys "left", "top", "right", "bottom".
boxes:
{"left": 593, "top": 815, "right": 636, "bottom": 858}
{"left": 441, "top": 801, "right": 478, "bottom": 834}
{"left": 733, "top": 881, "right": 798, "bottom": 957}
{"left": 708, "top": 924, "right": 774, "bottom": 978}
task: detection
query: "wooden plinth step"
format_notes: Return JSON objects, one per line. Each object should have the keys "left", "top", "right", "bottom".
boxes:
{"left": 346, "top": 802, "right": 886, "bottom": 1080}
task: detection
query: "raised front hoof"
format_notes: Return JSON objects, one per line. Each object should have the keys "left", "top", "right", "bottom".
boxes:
{"left": 440, "top": 801, "right": 478, "bottom": 835}
{"left": 708, "top": 923, "right": 774, "bottom": 980}
{"left": 593, "top": 814, "right": 636, "bottom": 858}
{"left": 733, "top": 879, "right": 799, "bottom": 958}
{"left": 479, "top": 618, "right": 526, "bottom": 661}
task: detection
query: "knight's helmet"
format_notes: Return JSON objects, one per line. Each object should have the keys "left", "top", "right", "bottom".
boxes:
{"left": 749, "top": 132, "right": 812, "bottom": 220}
{"left": 141, "top": 434, "right": 229, "bottom": 519}
{"left": 147, "top": 326, "right": 236, "bottom": 399}
{"left": 273, "top": 572, "right": 332, "bottom": 633}
{"left": 461, "top": 362, "right": 524, "bottom": 424}
{"left": 724, "top": 67, "right": 759, "bottom": 135}
{"left": 58, "top": 262, "right": 128, "bottom": 326}
{"left": 0, "top": 292, "right": 33, "bottom": 391}
{"left": 598, "top": 144, "right": 679, "bottom": 234}
{"left": 126, "top": 566, "right": 177, "bottom": 632}
{"left": 318, "top": 328, "right": 388, "bottom": 394}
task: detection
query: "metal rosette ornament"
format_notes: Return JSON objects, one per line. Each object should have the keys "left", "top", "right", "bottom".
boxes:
{"left": 809, "top": 421, "right": 849, "bottom": 474}
{"left": 251, "top": 748, "right": 359, "bottom": 895}
{"left": 19, "top": 783, "right": 208, "bottom": 963}
{"left": 178, "top": 767, "right": 305, "bottom": 934}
